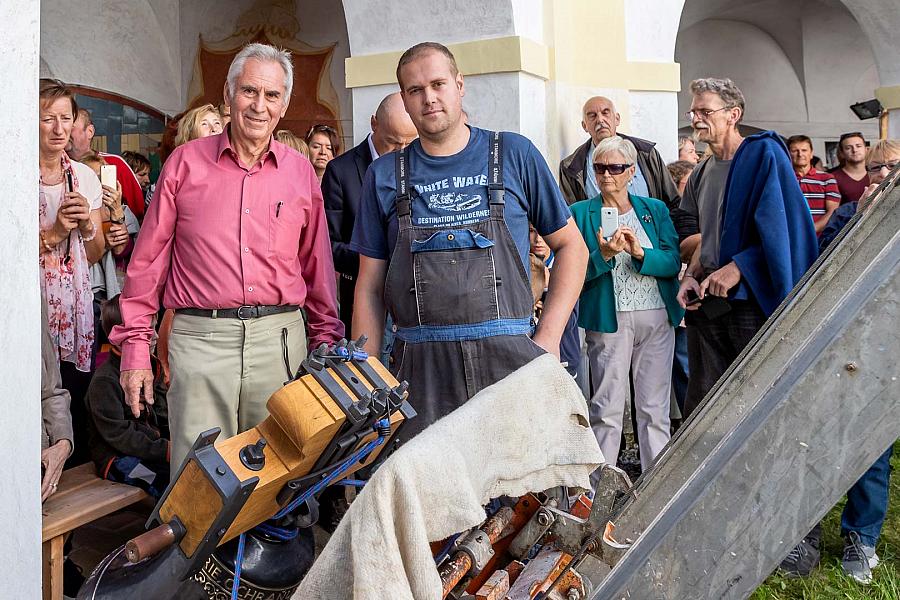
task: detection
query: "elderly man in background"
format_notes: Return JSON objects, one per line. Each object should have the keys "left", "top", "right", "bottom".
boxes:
{"left": 111, "top": 43, "right": 343, "bottom": 466}
{"left": 323, "top": 92, "right": 417, "bottom": 337}
{"left": 676, "top": 78, "right": 817, "bottom": 418}
{"left": 559, "top": 96, "right": 680, "bottom": 208}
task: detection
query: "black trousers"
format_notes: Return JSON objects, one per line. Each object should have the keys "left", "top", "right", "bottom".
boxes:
{"left": 683, "top": 299, "right": 767, "bottom": 418}
{"left": 60, "top": 361, "right": 93, "bottom": 467}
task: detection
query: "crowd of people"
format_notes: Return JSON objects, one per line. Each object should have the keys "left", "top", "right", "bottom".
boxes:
{"left": 36, "top": 40, "right": 896, "bottom": 592}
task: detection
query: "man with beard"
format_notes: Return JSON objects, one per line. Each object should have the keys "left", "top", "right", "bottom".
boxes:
{"left": 351, "top": 42, "right": 587, "bottom": 441}
{"left": 675, "top": 77, "right": 817, "bottom": 418}
{"left": 559, "top": 96, "right": 679, "bottom": 208}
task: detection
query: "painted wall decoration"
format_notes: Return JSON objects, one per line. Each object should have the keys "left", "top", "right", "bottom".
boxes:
{"left": 185, "top": 0, "right": 341, "bottom": 142}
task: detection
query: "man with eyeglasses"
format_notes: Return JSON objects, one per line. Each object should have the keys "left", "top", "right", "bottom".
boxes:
{"left": 830, "top": 132, "right": 870, "bottom": 205}
{"left": 559, "top": 96, "right": 680, "bottom": 209}
{"left": 676, "top": 77, "right": 817, "bottom": 419}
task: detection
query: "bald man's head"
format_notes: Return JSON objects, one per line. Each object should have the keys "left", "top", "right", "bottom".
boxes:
{"left": 371, "top": 92, "right": 418, "bottom": 156}
{"left": 582, "top": 96, "right": 620, "bottom": 146}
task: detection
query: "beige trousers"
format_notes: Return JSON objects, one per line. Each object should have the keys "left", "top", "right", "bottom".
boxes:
{"left": 586, "top": 308, "right": 674, "bottom": 475}
{"left": 167, "top": 310, "right": 307, "bottom": 467}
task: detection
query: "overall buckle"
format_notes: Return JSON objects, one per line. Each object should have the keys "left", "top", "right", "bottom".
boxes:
{"left": 236, "top": 305, "right": 255, "bottom": 320}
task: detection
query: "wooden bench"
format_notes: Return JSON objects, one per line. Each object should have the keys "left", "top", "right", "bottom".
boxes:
{"left": 42, "top": 463, "right": 149, "bottom": 600}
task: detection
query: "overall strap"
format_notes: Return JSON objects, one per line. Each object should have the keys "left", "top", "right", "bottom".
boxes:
{"left": 395, "top": 146, "right": 413, "bottom": 228}
{"left": 488, "top": 131, "right": 505, "bottom": 218}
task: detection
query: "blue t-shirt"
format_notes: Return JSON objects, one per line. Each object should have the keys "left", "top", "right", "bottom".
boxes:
{"left": 350, "top": 126, "right": 571, "bottom": 270}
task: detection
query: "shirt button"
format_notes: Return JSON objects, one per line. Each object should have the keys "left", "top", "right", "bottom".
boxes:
{"left": 244, "top": 209, "right": 250, "bottom": 214}
{"left": 244, "top": 247, "right": 250, "bottom": 253}
{"left": 248, "top": 286, "right": 254, "bottom": 292}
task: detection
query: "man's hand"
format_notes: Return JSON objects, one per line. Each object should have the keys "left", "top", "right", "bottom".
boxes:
{"left": 41, "top": 439, "right": 71, "bottom": 502}
{"left": 120, "top": 369, "right": 155, "bottom": 418}
{"left": 699, "top": 261, "right": 741, "bottom": 298}
{"left": 676, "top": 275, "right": 702, "bottom": 310}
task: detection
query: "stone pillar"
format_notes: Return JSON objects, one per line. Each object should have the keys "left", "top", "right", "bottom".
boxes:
{"left": 876, "top": 86, "right": 900, "bottom": 139}
{"left": 0, "top": 0, "right": 42, "bottom": 597}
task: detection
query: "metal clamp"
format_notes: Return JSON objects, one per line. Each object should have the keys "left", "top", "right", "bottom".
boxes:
{"left": 454, "top": 528, "right": 495, "bottom": 575}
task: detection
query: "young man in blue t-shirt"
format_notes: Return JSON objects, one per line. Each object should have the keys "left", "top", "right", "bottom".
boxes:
{"left": 351, "top": 42, "right": 587, "bottom": 440}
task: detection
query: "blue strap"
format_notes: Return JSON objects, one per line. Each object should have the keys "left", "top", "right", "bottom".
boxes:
{"left": 395, "top": 317, "right": 534, "bottom": 343}
{"left": 231, "top": 532, "right": 246, "bottom": 600}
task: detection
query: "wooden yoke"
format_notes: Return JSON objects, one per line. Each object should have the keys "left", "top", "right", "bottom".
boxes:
{"left": 147, "top": 352, "right": 412, "bottom": 572}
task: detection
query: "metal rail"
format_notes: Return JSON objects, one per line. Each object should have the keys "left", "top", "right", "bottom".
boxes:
{"left": 589, "top": 169, "right": 900, "bottom": 599}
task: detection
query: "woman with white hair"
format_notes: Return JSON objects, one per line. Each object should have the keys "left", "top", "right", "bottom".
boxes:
{"left": 570, "top": 135, "right": 684, "bottom": 475}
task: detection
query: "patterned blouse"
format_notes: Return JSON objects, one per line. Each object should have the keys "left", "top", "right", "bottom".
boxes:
{"left": 611, "top": 209, "right": 666, "bottom": 313}
{"left": 39, "top": 156, "right": 102, "bottom": 372}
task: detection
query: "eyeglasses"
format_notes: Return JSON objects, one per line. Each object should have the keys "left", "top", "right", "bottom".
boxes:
{"left": 839, "top": 131, "right": 865, "bottom": 143}
{"left": 685, "top": 107, "right": 730, "bottom": 121}
{"left": 592, "top": 163, "right": 632, "bottom": 175}
{"left": 866, "top": 161, "right": 899, "bottom": 173}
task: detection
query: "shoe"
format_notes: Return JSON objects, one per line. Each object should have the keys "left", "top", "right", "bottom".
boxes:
{"left": 778, "top": 535, "right": 820, "bottom": 578}
{"left": 842, "top": 531, "right": 878, "bottom": 584}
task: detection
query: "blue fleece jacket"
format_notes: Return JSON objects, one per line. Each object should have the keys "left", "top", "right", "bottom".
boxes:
{"left": 719, "top": 131, "right": 818, "bottom": 316}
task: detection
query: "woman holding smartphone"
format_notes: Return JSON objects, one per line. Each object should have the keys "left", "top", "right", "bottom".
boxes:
{"left": 38, "top": 79, "right": 105, "bottom": 464}
{"left": 569, "top": 135, "right": 683, "bottom": 476}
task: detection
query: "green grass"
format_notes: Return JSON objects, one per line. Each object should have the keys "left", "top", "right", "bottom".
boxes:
{"left": 752, "top": 441, "right": 900, "bottom": 599}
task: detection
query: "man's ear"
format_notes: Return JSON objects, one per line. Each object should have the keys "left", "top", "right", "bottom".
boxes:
{"left": 615, "top": 112, "right": 621, "bottom": 127}
{"left": 86, "top": 124, "right": 95, "bottom": 139}
{"left": 457, "top": 72, "right": 465, "bottom": 98}
{"left": 581, "top": 119, "right": 590, "bottom": 135}
{"left": 222, "top": 82, "right": 231, "bottom": 109}
{"left": 370, "top": 114, "right": 378, "bottom": 134}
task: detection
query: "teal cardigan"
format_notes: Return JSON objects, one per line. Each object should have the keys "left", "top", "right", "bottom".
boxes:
{"left": 570, "top": 194, "right": 685, "bottom": 333}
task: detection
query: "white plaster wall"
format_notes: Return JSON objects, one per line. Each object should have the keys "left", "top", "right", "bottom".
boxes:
{"left": 350, "top": 83, "right": 400, "bottom": 144}
{"left": 41, "top": 0, "right": 182, "bottom": 114}
{"left": 802, "top": 4, "right": 881, "bottom": 124}
{"left": 629, "top": 91, "right": 679, "bottom": 163}
{"left": 625, "top": 0, "right": 685, "bottom": 62}
{"left": 511, "top": 0, "right": 545, "bottom": 44}
{"left": 179, "top": 0, "right": 352, "bottom": 133}
{"left": 341, "top": 0, "right": 516, "bottom": 56}
{"left": 0, "top": 1, "right": 42, "bottom": 596}
{"left": 676, "top": 19, "right": 808, "bottom": 126}
{"left": 841, "top": 0, "right": 900, "bottom": 87}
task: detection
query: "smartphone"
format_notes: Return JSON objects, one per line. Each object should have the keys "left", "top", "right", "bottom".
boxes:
{"left": 684, "top": 289, "right": 702, "bottom": 306}
{"left": 65, "top": 169, "right": 74, "bottom": 193}
{"left": 600, "top": 207, "right": 619, "bottom": 238}
{"left": 100, "top": 164, "right": 117, "bottom": 189}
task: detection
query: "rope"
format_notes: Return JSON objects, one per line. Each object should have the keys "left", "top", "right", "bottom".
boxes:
{"left": 230, "top": 532, "right": 246, "bottom": 600}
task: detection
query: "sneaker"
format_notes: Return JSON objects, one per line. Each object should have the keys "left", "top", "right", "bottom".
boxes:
{"left": 842, "top": 531, "right": 879, "bottom": 584}
{"left": 778, "top": 535, "right": 821, "bottom": 578}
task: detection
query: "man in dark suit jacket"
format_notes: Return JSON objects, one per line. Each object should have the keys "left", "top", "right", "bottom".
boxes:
{"left": 322, "top": 93, "right": 417, "bottom": 334}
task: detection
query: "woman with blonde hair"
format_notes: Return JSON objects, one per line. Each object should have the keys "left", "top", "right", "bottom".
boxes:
{"left": 275, "top": 129, "right": 310, "bottom": 158}
{"left": 174, "top": 104, "right": 223, "bottom": 147}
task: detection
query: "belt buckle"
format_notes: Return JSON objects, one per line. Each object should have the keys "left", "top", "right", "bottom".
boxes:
{"left": 236, "top": 305, "right": 255, "bottom": 320}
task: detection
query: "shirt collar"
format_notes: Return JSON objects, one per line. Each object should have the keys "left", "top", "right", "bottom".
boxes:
{"left": 216, "top": 124, "right": 280, "bottom": 168}
{"left": 367, "top": 133, "right": 380, "bottom": 161}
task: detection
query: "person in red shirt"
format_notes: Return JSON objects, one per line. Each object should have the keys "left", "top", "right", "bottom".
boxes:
{"left": 830, "top": 132, "right": 870, "bottom": 205}
{"left": 788, "top": 135, "right": 840, "bottom": 234}
{"left": 110, "top": 43, "right": 344, "bottom": 465}
{"left": 67, "top": 109, "right": 147, "bottom": 220}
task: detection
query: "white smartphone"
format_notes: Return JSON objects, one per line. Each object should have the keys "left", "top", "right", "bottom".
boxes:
{"left": 600, "top": 207, "right": 619, "bottom": 238}
{"left": 100, "top": 164, "right": 117, "bottom": 189}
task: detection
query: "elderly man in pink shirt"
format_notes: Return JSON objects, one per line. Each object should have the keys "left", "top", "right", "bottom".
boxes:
{"left": 111, "top": 43, "right": 343, "bottom": 465}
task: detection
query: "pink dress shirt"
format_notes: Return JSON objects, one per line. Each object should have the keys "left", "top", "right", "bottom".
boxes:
{"left": 110, "top": 131, "right": 344, "bottom": 371}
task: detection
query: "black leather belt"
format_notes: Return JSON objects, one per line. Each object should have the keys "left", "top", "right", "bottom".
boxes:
{"left": 175, "top": 305, "right": 300, "bottom": 320}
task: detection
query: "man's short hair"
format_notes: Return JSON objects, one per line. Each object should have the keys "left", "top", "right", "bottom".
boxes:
{"left": 76, "top": 108, "right": 93, "bottom": 127}
{"left": 396, "top": 42, "right": 459, "bottom": 88}
{"left": 226, "top": 43, "right": 294, "bottom": 101}
{"left": 101, "top": 294, "right": 123, "bottom": 338}
{"left": 593, "top": 135, "right": 637, "bottom": 165}
{"left": 787, "top": 135, "right": 813, "bottom": 149}
{"left": 38, "top": 78, "right": 78, "bottom": 117}
{"left": 839, "top": 131, "right": 866, "bottom": 147}
{"left": 667, "top": 160, "right": 695, "bottom": 183}
{"left": 689, "top": 77, "right": 746, "bottom": 123}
